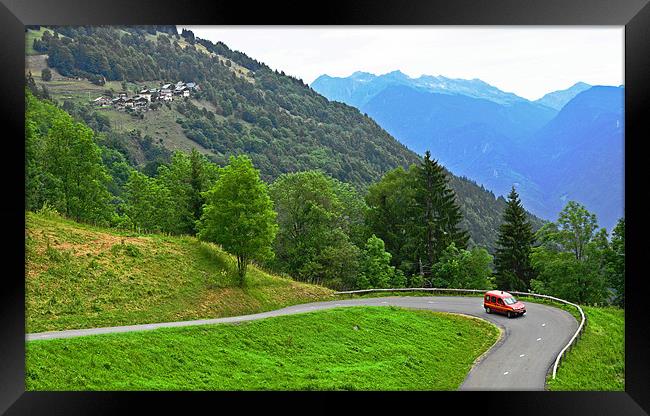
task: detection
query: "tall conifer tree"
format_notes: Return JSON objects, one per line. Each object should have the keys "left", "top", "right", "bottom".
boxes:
{"left": 414, "top": 151, "right": 469, "bottom": 279}
{"left": 494, "top": 186, "right": 535, "bottom": 291}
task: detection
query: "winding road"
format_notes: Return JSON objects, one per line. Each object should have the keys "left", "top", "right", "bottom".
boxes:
{"left": 26, "top": 296, "right": 578, "bottom": 390}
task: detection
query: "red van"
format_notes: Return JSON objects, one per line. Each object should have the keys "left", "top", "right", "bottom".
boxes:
{"left": 484, "top": 290, "right": 526, "bottom": 318}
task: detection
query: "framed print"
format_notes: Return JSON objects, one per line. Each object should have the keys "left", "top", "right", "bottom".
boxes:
{"left": 1, "top": 0, "right": 648, "bottom": 414}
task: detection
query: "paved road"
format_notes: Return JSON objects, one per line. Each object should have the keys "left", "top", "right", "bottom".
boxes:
{"left": 26, "top": 296, "right": 578, "bottom": 390}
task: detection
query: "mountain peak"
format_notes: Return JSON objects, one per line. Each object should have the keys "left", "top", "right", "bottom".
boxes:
{"left": 312, "top": 74, "right": 333, "bottom": 83}
{"left": 381, "top": 70, "right": 410, "bottom": 79}
{"left": 350, "top": 71, "right": 375, "bottom": 78}
{"left": 535, "top": 82, "right": 592, "bottom": 111}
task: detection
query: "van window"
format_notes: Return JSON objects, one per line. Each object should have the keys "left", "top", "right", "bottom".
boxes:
{"left": 491, "top": 296, "right": 496, "bottom": 303}
{"left": 485, "top": 295, "right": 490, "bottom": 302}
{"left": 497, "top": 298, "right": 504, "bottom": 305}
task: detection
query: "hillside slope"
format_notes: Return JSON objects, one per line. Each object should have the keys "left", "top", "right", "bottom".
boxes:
{"left": 27, "top": 25, "right": 419, "bottom": 188}
{"left": 25, "top": 211, "right": 333, "bottom": 333}
{"left": 523, "top": 86, "right": 624, "bottom": 230}
{"left": 25, "top": 25, "right": 546, "bottom": 251}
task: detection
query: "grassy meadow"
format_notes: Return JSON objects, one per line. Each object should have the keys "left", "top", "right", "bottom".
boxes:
{"left": 26, "top": 211, "right": 333, "bottom": 333}
{"left": 26, "top": 307, "right": 500, "bottom": 390}
{"left": 547, "top": 306, "right": 624, "bottom": 391}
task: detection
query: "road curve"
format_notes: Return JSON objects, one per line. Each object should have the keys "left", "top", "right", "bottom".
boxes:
{"left": 26, "top": 296, "right": 578, "bottom": 390}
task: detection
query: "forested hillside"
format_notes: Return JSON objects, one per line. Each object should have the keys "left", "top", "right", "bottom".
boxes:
{"left": 25, "top": 25, "right": 543, "bottom": 250}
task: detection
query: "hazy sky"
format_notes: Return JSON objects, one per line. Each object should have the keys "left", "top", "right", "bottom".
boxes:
{"left": 182, "top": 26, "right": 623, "bottom": 101}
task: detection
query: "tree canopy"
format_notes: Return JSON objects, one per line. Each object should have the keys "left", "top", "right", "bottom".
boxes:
{"left": 268, "top": 170, "right": 364, "bottom": 289}
{"left": 530, "top": 201, "right": 611, "bottom": 304}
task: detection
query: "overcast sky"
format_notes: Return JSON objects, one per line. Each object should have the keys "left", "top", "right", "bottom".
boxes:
{"left": 181, "top": 26, "right": 624, "bottom": 101}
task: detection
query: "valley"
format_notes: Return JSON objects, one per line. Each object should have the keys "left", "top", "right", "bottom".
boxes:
{"left": 312, "top": 71, "right": 624, "bottom": 231}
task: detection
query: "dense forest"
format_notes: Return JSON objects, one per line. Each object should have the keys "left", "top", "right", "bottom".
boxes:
{"left": 26, "top": 24, "right": 543, "bottom": 251}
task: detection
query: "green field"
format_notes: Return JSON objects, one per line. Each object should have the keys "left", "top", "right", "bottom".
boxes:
{"left": 25, "top": 307, "right": 500, "bottom": 390}
{"left": 99, "top": 102, "right": 215, "bottom": 158}
{"left": 26, "top": 211, "right": 333, "bottom": 333}
{"left": 547, "top": 306, "right": 624, "bottom": 391}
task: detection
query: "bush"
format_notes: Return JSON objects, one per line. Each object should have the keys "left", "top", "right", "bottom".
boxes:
{"left": 36, "top": 202, "right": 61, "bottom": 219}
{"left": 430, "top": 243, "right": 493, "bottom": 289}
{"left": 41, "top": 68, "right": 52, "bottom": 82}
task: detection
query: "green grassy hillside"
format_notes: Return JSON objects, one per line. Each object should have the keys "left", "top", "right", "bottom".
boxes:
{"left": 26, "top": 211, "right": 333, "bottom": 333}
{"left": 26, "top": 306, "right": 499, "bottom": 390}
{"left": 547, "top": 306, "right": 624, "bottom": 391}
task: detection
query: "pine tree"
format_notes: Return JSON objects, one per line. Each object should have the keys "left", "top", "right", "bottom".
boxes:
{"left": 414, "top": 151, "right": 469, "bottom": 279}
{"left": 494, "top": 186, "right": 535, "bottom": 291}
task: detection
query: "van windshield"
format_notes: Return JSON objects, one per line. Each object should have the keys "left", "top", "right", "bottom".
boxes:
{"left": 504, "top": 297, "right": 517, "bottom": 305}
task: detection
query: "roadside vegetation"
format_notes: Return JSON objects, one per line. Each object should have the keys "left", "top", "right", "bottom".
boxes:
{"left": 26, "top": 211, "right": 332, "bottom": 333}
{"left": 26, "top": 307, "right": 499, "bottom": 390}
{"left": 547, "top": 306, "right": 624, "bottom": 391}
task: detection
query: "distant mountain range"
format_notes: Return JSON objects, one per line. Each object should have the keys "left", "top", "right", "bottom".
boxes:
{"left": 312, "top": 71, "right": 624, "bottom": 231}
{"left": 312, "top": 70, "right": 532, "bottom": 107}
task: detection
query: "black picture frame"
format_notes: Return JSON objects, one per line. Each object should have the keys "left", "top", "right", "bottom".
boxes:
{"left": 1, "top": 0, "right": 648, "bottom": 414}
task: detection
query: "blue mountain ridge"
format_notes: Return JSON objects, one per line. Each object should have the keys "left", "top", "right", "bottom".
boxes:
{"left": 534, "top": 82, "right": 592, "bottom": 111}
{"left": 312, "top": 70, "right": 534, "bottom": 107}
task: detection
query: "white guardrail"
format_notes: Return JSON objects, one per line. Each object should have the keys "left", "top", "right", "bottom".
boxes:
{"left": 333, "top": 287, "right": 586, "bottom": 380}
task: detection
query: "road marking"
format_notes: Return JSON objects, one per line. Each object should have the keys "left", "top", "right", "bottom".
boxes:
{"left": 520, "top": 354, "right": 525, "bottom": 357}
{"left": 381, "top": 301, "right": 388, "bottom": 304}
{"left": 427, "top": 301, "right": 434, "bottom": 304}
{"left": 536, "top": 337, "right": 542, "bottom": 341}
{"left": 542, "top": 323, "right": 546, "bottom": 327}
{"left": 503, "top": 371, "right": 509, "bottom": 375}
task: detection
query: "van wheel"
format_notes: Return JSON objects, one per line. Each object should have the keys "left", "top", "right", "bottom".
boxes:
{"left": 507, "top": 311, "right": 513, "bottom": 319}
{"left": 486, "top": 307, "right": 491, "bottom": 314}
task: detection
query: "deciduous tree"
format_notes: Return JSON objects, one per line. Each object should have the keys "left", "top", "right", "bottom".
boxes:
{"left": 197, "top": 155, "right": 277, "bottom": 284}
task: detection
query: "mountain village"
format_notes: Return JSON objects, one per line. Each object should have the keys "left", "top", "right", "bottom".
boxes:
{"left": 91, "top": 81, "right": 200, "bottom": 111}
